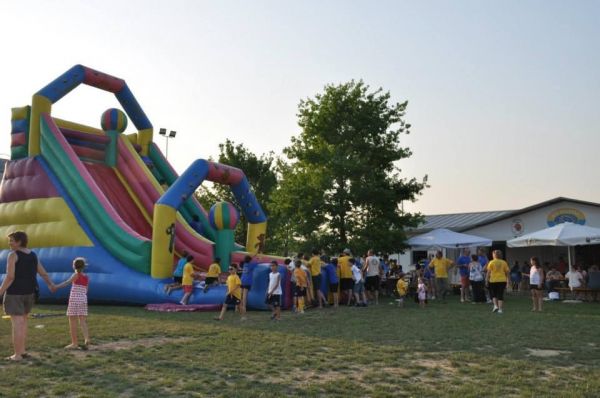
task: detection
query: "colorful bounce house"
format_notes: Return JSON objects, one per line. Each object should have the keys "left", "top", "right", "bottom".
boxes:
{"left": 0, "top": 65, "right": 287, "bottom": 309}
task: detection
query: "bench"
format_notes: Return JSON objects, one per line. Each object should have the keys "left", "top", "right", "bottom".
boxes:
{"left": 555, "top": 287, "right": 600, "bottom": 301}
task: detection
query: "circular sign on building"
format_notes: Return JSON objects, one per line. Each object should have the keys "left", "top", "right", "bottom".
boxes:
{"left": 511, "top": 218, "right": 524, "bottom": 236}
{"left": 547, "top": 208, "right": 586, "bottom": 227}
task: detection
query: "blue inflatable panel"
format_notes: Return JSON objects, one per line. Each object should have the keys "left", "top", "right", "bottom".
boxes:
{"left": 115, "top": 84, "right": 153, "bottom": 130}
{"left": 37, "top": 65, "right": 85, "bottom": 103}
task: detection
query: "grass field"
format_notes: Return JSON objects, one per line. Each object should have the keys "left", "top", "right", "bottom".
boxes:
{"left": 1, "top": 294, "right": 599, "bottom": 397}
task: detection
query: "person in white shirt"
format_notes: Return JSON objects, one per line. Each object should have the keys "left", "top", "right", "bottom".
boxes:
{"left": 351, "top": 258, "right": 367, "bottom": 307}
{"left": 565, "top": 266, "right": 584, "bottom": 289}
{"left": 565, "top": 266, "right": 585, "bottom": 299}
{"left": 363, "top": 249, "right": 382, "bottom": 305}
{"left": 266, "top": 261, "right": 282, "bottom": 320}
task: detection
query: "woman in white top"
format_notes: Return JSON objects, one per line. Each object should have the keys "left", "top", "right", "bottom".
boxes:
{"left": 526, "top": 256, "right": 544, "bottom": 312}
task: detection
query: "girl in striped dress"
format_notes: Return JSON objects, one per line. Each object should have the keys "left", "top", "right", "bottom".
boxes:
{"left": 54, "top": 257, "right": 90, "bottom": 350}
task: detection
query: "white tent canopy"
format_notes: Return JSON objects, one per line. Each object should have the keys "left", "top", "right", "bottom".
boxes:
{"left": 507, "top": 222, "right": 600, "bottom": 270}
{"left": 506, "top": 222, "right": 600, "bottom": 247}
{"left": 407, "top": 228, "right": 492, "bottom": 249}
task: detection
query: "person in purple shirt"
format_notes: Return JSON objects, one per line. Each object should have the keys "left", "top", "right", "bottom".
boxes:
{"left": 456, "top": 249, "right": 471, "bottom": 303}
{"left": 240, "top": 255, "right": 257, "bottom": 315}
{"left": 323, "top": 257, "right": 340, "bottom": 308}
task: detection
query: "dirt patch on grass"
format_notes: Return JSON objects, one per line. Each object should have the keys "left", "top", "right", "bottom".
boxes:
{"left": 526, "top": 348, "right": 571, "bottom": 358}
{"left": 69, "top": 336, "right": 194, "bottom": 358}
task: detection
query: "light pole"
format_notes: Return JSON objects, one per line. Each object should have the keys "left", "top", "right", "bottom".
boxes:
{"left": 158, "top": 128, "right": 177, "bottom": 160}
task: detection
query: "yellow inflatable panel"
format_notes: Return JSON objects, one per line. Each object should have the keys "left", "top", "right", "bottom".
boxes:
{"left": 11, "top": 106, "right": 30, "bottom": 121}
{"left": 0, "top": 198, "right": 92, "bottom": 249}
{"left": 54, "top": 118, "right": 104, "bottom": 135}
{"left": 246, "top": 222, "right": 267, "bottom": 255}
{"left": 151, "top": 204, "right": 177, "bottom": 278}
{"left": 29, "top": 95, "right": 52, "bottom": 156}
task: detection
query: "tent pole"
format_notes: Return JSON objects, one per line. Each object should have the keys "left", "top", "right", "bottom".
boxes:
{"left": 568, "top": 246, "right": 573, "bottom": 272}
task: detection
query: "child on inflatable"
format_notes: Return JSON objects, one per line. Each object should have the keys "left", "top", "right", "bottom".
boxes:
{"left": 179, "top": 255, "right": 195, "bottom": 305}
{"left": 165, "top": 251, "right": 188, "bottom": 295}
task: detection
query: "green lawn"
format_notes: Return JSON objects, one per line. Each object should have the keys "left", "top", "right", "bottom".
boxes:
{"left": 1, "top": 294, "right": 599, "bottom": 397}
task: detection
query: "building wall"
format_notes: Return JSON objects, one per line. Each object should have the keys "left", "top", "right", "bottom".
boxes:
{"left": 464, "top": 200, "right": 600, "bottom": 241}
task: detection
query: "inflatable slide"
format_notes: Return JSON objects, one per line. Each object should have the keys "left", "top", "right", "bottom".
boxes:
{"left": 0, "top": 65, "right": 287, "bottom": 309}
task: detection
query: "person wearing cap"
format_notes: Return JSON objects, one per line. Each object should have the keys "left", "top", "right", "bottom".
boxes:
{"left": 215, "top": 266, "right": 244, "bottom": 321}
{"left": 338, "top": 249, "right": 354, "bottom": 305}
{"left": 309, "top": 249, "right": 327, "bottom": 308}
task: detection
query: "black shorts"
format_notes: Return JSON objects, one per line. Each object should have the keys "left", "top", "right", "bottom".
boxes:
{"left": 365, "top": 276, "right": 380, "bottom": 291}
{"left": 173, "top": 276, "right": 183, "bottom": 284}
{"left": 241, "top": 284, "right": 252, "bottom": 291}
{"left": 489, "top": 282, "right": 507, "bottom": 300}
{"left": 312, "top": 275, "right": 322, "bottom": 291}
{"left": 265, "top": 294, "right": 281, "bottom": 307}
{"left": 329, "top": 283, "right": 339, "bottom": 292}
{"left": 205, "top": 277, "right": 218, "bottom": 285}
{"left": 225, "top": 294, "right": 241, "bottom": 306}
{"left": 530, "top": 284, "right": 543, "bottom": 291}
{"left": 294, "top": 286, "right": 307, "bottom": 297}
{"left": 340, "top": 278, "right": 354, "bottom": 290}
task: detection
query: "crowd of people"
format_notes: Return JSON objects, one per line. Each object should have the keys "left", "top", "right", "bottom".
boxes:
{"left": 4, "top": 227, "right": 598, "bottom": 361}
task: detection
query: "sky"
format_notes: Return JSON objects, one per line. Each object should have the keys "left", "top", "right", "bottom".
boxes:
{"left": 1, "top": 0, "right": 599, "bottom": 215}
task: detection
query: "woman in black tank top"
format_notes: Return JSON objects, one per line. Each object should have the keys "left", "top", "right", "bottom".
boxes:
{"left": 0, "top": 231, "right": 55, "bottom": 361}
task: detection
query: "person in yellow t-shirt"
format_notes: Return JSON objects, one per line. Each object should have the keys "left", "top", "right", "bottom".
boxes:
{"left": 338, "top": 249, "right": 354, "bottom": 306}
{"left": 396, "top": 278, "right": 408, "bottom": 308}
{"left": 179, "top": 255, "right": 196, "bottom": 305}
{"left": 215, "top": 266, "right": 244, "bottom": 321}
{"left": 293, "top": 260, "right": 308, "bottom": 313}
{"left": 309, "top": 249, "right": 327, "bottom": 308}
{"left": 204, "top": 257, "right": 222, "bottom": 293}
{"left": 428, "top": 251, "right": 454, "bottom": 301}
{"left": 486, "top": 250, "right": 510, "bottom": 314}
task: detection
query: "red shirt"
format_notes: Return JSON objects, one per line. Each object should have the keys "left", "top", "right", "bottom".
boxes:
{"left": 73, "top": 273, "right": 89, "bottom": 287}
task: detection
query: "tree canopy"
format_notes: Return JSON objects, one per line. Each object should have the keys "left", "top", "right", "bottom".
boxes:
{"left": 270, "top": 80, "right": 427, "bottom": 255}
{"left": 195, "top": 139, "right": 277, "bottom": 245}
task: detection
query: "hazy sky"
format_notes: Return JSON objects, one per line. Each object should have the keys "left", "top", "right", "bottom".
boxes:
{"left": 1, "top": 1, "right": 599, "bottom": 215}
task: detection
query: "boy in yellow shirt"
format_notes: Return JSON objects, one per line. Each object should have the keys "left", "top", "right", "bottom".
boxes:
{"left": 293, "top": 260, "right": 308, "bottom": 313}
{"left": 204, "top": 257, "right": 221, "bottom": 293}
{"left": 215, "top": 266, "right": 244, "bottom": 321}
{"left": 179, "top": 255, "right": 195, "bottom": 305}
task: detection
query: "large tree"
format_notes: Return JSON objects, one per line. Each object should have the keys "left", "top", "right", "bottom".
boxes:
{"left": 196, "top": 139, "right": 278, "bottom": 245}
{"left": 271, "top": 80, "right": 427, "bottom": 255}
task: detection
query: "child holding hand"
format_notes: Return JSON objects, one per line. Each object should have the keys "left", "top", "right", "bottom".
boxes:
{"left": 53, "top": 257, "right": 90, "bottom": 350}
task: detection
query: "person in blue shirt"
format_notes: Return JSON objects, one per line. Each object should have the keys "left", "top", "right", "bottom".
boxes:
{"left": 164, "top": 251, "right": 189, "bottom": 295}
{"left": 456, "top": 249, "right": 472, "bottom": 303}
{"left": 240, "top": 255, "right": 257, "bottom": 314}
{"left": 323, "top": 257, "right": 340, "bottom": 308}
